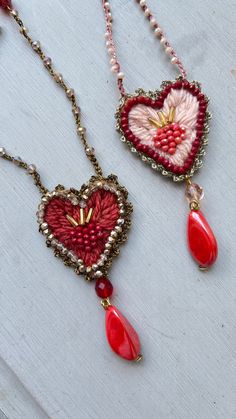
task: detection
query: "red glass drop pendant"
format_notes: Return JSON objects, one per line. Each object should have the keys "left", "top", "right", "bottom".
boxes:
{"left": 105, "top": 305, "right": 141, "bottom": 361}
{"left": 0, "top": 0, "right": 12, "bottom": 10}
{"left": 187, "top": 210, "right": 218, "bottom": 268}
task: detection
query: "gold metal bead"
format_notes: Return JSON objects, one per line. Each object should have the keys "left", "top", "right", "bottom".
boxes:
{"left": 66, "top": 88, "right": 75, "bottom": 98}
{"left": 189, "top": 200, "right": 200, "bottom": 211}
{"left": 20, "top": 26, "right": 28, "bottom": 35}
{"left": 135, "top": 354, "right": 143, "bottom": 363}
{"left": 54, "top": 73, "right": 63, "bottom": 83}
{"left": 101, "top": 298, "right": 111, "bottom": 310}
{"left": 10, "top": 9, "right": 18, "bottom": 17}
{"left": 199, "top": 265, "right": 208, "bottom": 272}
{"left": 77, "top": 127, "right": 85, "bottom": 134}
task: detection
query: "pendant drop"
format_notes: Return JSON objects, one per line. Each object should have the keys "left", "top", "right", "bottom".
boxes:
{"left": 95, "top": 277, "right": 142, "bottom": 362}
{"left": 104, "top": 304, "right": 142, "bottom": 362}
{"left": 185, "top": 181, "right": 218, "bottom": 269}
{"left": 187, "top": 210, "right": 218, "bottom": 269}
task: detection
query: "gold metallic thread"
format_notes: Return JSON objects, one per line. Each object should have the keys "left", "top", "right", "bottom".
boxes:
{"left": 85, "top": 207, "right": 93, "bottom": 224}
{"left": 79, "top": 208, "right": 85, "bottom": 225}
{"left": 158, "top": 111, "right": 167, "bottom": 126}
{"left": 66, "top": 214, "right": 79, "bottom": 227}
{"left": 148, "top": 117, "right": 162, "bottom": 129}
{"left": 168, "top": 107, "right": 175, "bottom": 123}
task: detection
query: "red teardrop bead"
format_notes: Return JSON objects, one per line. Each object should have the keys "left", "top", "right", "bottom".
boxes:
{"left": 0, "top": 0, "right": 12, "bottom": 9}
{"left": 187, "top": 210, "right": 218, "bottom": 268}
{"left": 105, "top": 305, "right": 141, "bottom": 361}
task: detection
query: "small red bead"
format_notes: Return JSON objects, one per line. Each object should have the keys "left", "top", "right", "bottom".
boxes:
{"left": 173, "top": 81, "right": 182, "bottom": 89}
{"left": 122, "top": 122, "right": 129, "bottom": 130}
{"left": 95, "top": 277, "right": 113, "bottom": 298}
{"left": 136, "top": 143, "right": 142, "bottom": 151}
{"left": 183, "top": 81, "right": 190, "bottom": 89}
{"left": 168, "top": 147, "right": 176, "bottom": 155}
{"left": 162, "top": 145, "right": 169, "bottom": 152}
{"left": 127, "top": 133, "right": 135, "bottom": 141}
{"left": 121, "top": 110, "right": 128, "bottom": 118}
{"left": 156, "top": 101, "right": 163, "bottom": 108}
{"left": 198, "top": 93, "right": 205, "bottom": 101}
{"left": 0, "top": 0, "right": 12, "bottom": 9}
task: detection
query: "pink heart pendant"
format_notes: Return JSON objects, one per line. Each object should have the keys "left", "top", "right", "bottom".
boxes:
{"left": 116, "top": 79, "right": 211, "bottom": 182}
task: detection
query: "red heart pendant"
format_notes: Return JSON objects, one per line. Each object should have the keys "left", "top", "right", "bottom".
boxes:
{"left": 116, "top": 79, "right": 210, "bottom": 181}
{"left": 37, "top": 175, "right": 132, "bottom": 280}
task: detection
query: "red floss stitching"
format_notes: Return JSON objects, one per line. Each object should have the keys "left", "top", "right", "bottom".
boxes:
{"left": 44, "top": 190, "right": 120, "bottom": 266}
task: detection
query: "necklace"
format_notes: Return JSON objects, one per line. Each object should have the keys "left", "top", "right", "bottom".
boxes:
{"left": 0, "top": 1, "right": 142, "bottom": 363}
{"left": 101, "top": 0, "right": 218, "bottom": 270}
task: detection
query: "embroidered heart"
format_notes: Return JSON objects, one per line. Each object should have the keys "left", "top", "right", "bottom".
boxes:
{"left": 116, "top": 79, "right": 211, "bottom": 181}
{"left": 37, "top": 176, "right": 132, "bottom": 279}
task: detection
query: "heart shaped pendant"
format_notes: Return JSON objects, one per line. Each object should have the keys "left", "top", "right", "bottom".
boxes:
{"left": 37, "top": 175, "right": 132, "bottom": 281}
{"left": 116, "top": 78, "right": 211, "bottom": 182}
{"left": 36, "top": 175, "right": 141, "bottom": 361}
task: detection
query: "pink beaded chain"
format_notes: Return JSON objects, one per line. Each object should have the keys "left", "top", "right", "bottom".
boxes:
{"left": 102, "top": 0, "right": 188, "bottom": 95}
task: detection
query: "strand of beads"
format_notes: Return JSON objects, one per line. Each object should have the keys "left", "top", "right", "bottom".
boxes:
{"left": 136, "top": 0, "right": 187, "bottom": 78}
{"left": 0, "top": 147, "right": 48, "bottom": 194}
{"left": 102, "top": 0, "right": 126, "bottom": 95}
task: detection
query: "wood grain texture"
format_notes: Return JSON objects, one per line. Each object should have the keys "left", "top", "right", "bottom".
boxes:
{"left": 0, "top": 0, "right": 236, "bottom": 418}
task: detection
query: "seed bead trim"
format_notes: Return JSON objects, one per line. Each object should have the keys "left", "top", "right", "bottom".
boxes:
{"left": 116, "top": 77, "right": 211, "bottom": 182}
{"left": 37, "top": 175, "right": 132, "bottom": 281}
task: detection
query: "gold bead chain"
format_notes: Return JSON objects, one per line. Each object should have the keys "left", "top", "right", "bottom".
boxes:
{"left": 3, "top": 7, "right": 104, "bottom": 180}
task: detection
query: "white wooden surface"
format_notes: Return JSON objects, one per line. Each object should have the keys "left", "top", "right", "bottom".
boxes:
{"left": 0, "top": 1, "right": 236, "bottom": 418}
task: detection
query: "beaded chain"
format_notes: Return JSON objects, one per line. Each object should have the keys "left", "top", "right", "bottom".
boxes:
{"left": 0, "top": 1, "right": 143, "bottom": 362}
{"left": 102, "top": 0, "right": 188, "bottom": 95}
{"left": 0, "top": 5, "right": 104, "bottom": 179}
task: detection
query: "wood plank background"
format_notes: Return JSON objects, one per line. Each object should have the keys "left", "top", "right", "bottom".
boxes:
{"left": 0, "top": 0, "right": 236, "bottom": 418}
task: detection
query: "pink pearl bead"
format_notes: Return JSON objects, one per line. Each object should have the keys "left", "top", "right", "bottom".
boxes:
{"left": 108, "top": 47, "right": 114, "bottom": 55}
{"left": 171, "top": 57, "right": 178, "bottom": 64}
{"left": 110, "top": 58, "right": 116, "bottom": 65}
{"left": 154, "top": 27, "right": 162, "bottom": 37}
{"left": 117, "top": 72, "right": 125, "bottom": 79}
{"left": 160, "top": 37, "right": 167, "bottom": 45}
{"left": 104, "top": 32, "right": 110, "bottom": 39}
{"left": 165, "top": 47, "right": 173, "bottom": 55}
{"left": 111, "top": 65, "right": 118, "bottom": 73}
{"left": 150, "top": 18, "right": 156, "bottom": 27}
{"left": 139, "top": 0, "right": 146, "bottom": 5}
{"left": 144, "top": 8, "right": 150, "bottom": 16}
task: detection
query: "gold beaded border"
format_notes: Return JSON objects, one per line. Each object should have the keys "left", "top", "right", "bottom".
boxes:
{"left": 115, "top": 77, "right": 211, "bottom": 182}
{"left": 37, "top": 175, "right": 133, "bottom": 281}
